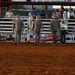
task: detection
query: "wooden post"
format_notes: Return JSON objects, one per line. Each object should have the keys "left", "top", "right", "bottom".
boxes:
{"left": 6, "top": 5, "right": 9, "bottom": 12}
{"left": 61, "top": 5, "right": 64, "bottom": 19}
{"left": 61, "top": 5, "right": 63, "bottom": 10}
{"left": 45, "top": 4, "right": 48, "bottom": 11}
{"left": 32, "top": 5, "right": 34, "bottom": 9}
{"left": 70, "top": 6, "right": 71, "bottom": 9}
{"left": 0, "top": 4, "right": 2, "bottom": 18}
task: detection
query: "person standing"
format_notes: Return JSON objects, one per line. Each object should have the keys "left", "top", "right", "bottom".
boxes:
{"left": 60, "top": 8, "right": 64, "bottom": 19}
{"left": 50, "top": 14, "right": 61, "bottom": 45}
{"left": 32, "top": 16, "right": 43, "bottom": 45}
{"left": 40, "top": 6, "right": 46, "bottom": 19}
{"left": 60, "top": 19, "right": 67, "bottom": 44}
{"left": 70, "top": 9, "right": 75, "bottom": 19}
{"left": 12, "top": 15, "right": 24, "bottom": 45}
{"left": 30, "top": 7, "right": 39, "bottom": 19}
{"left": 56, "top": 9, "right": 61, "bottom": 19}
{"left": 5, "top": 9, "right": 14, "bottom": 19}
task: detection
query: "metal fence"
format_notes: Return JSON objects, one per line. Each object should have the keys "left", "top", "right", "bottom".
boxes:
{"left": 34, "top": 0, "right": 71, "bottom": 2}
{"left": 12, "top": 0, "right": 72, "bottom": 2}
{"left": 0, "top": 18, "right": 75, "bottom": 43}
{"left": 29, "top": 0, "right": 71, "bottom": 2}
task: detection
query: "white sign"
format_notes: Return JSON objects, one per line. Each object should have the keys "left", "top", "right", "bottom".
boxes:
{"left": 66, "top": 34, "right": 75, "bottom": 43}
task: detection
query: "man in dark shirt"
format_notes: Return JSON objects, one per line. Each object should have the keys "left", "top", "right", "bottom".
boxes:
{"left": 40, "top": 6, "right": 46, "bottom": 19}
{"left": 32, "top": 16, "right": 43, "bottom": 45}
{"left": 50, "top": 14, "right": 61, "bottom": 45}
{"left": 13, "top": 15, "right": 24, "bottom": 45}
{"left": 31, "top": 7, "right": 39, "bottom": 19}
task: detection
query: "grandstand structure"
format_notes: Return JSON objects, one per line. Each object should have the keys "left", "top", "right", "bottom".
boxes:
{"left": 0, "top": 0, "right": 75, "bottom": 17}
{"left": 0, "top": 0, "right": 75, "bottom": 43}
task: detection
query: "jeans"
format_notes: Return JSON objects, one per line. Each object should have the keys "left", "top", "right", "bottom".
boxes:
{"left": 60, "top": 30, "right": 66, "bottom": 44}
{"left": 15, "top": 31, "right": 21, "bottom": 44}
{"left": 52, "top": 31, "right": 58, "bottom": 45}
{"left": 35, "top": 31, "right": 40, "bottom": 44}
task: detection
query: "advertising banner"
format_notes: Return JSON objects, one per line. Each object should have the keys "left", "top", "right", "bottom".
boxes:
{"left": 0, "top": 33, "right": 75, "bottom": 43}
{"left": 30, "top": 33, "right": 75, "bottom": 43}
{"left": 30, "top": 34, "right": 60, "bottom": 42}
{"left": 66, "top": 33, "right": 75, "bottom": 43}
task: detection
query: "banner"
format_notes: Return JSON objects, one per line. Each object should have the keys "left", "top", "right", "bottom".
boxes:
{"left": 66, "top": 33, "right": 75, "bottom": 43}
{"left": 0, "top": 33, "right": 75, "bottom": 43}
{"left": 30, "top": 33, "right": 75, "bottom": 43}
{"left": 30, "top": 34, "right": 60, "bottom": 42}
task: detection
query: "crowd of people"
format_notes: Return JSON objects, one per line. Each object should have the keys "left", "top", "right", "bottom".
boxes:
{"left": 5, "top": 6, "right": 75, "bottom": 19}
{"left": 4, "top": 6, "right": 75, "bottom": 45}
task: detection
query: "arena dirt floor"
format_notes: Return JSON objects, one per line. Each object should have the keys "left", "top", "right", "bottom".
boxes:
{"left": 0, "top": 42, "right": 75, "bottom": 75}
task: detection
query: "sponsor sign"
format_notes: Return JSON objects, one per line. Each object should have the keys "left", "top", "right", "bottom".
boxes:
{"left": 30, "top": 33, "right": 75, "bottom": 43}
{"left": 30, "top": 34, "right": 60, "bottom": 42}
{"left": 66, "top": 34, "right": 75, "bottom": 43}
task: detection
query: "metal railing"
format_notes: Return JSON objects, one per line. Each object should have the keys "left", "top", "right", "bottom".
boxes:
{"left": 0, "top": 18, "right": 75, "bottom": 43}
{"left": 12, "top": 0, "right": 72, "bottom": 2}
{"left": 34, "top": 0, "right": 71, "bottom": 2}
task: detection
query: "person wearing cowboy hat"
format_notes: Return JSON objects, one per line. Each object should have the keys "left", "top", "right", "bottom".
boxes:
{"left": 13, "top": 15, "right": 24, "bottom": 45}
{"left": 32, "top": 16, "right": 43, "bottom": 45}
{"left": 50, "top": 14, "right": 61, "bottom": 45}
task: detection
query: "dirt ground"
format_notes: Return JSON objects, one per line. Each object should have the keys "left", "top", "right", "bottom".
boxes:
{"left": 0, "top": 42, "right": 75, "bottom": 75}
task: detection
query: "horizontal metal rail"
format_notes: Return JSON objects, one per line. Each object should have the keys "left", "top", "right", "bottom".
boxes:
{"left": 0, "top": 18, "right": 75, "bottom": 34}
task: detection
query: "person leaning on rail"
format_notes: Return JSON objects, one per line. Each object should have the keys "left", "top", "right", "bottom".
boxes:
{"left": 5, "top": 9, "right": 14, "bottom": 19}
{"left": 50, "top": 14, "right": 61, "bottom": 46}
{"left": 40, "top": 6, "right": 47, "bottom": 19}
{"left": 12, "top": 15, "right": 24, "bottom": 45}
{"left": 70, "top": 9, "right": 75, "bottom": 19}
{"left": 30, "top": 7, "right": 39, "bottom": 19}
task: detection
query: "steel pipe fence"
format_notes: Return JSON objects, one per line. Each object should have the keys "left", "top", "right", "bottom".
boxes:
{"left": 0, "top": 18, "right": 75, "bottom": 43}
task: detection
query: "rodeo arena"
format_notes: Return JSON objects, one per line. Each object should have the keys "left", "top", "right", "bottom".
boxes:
{"left": 0, "top": 0, "right": 75, "bottom": 75}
